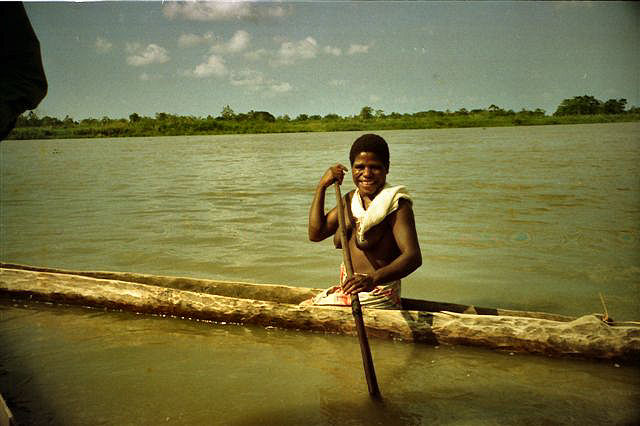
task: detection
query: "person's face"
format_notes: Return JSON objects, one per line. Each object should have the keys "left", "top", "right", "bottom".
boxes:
{"left": 351, "top": 151, "right": 388, "bottom": 197}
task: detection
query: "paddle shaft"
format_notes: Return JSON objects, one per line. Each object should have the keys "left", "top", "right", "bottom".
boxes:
{"left": 334, "top": 183, "right": 381, "bottom": 397}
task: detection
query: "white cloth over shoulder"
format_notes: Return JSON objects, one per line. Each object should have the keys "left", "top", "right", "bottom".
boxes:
{"left": 351, "top": 184, "right": 412, "bottom": 244}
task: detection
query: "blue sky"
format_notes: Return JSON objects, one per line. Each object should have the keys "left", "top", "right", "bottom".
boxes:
{"left": 24, "top": 1, "right": 639, "bottom": 120}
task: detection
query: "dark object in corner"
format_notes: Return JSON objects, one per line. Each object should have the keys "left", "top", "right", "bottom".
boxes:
{"left": 0, "top": 2, "right": 48, "bottom": 141}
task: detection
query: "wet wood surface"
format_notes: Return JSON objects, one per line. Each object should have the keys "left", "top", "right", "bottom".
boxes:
{"left": 1, "top": 264, "right": 638, "bottom": 360}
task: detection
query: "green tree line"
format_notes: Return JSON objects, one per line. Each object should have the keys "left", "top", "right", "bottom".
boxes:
{"left": 7, "top": 95, "right": 639, "bottom": 140}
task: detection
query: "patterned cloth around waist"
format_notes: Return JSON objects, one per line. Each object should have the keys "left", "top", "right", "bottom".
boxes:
{"left": 309, "top": 263, "right": 402, "bottom": 309}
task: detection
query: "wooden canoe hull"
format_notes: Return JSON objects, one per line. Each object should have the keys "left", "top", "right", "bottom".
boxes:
{"left": 1, "top": 263, "right": 639, "bottom": 361}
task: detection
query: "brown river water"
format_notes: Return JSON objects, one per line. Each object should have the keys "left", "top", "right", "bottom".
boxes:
{"left": 1, "top": 123, "right": 639, "bottom": 424}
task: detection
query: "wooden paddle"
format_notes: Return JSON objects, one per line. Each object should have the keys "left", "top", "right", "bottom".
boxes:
{"left": 334, "top": 182, "right": 381, "bottom": 397}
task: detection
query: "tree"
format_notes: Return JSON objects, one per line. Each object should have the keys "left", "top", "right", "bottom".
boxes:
{"left": 488, "top": 104, "right": 503, "bottom": 114}
{"left": 155, "top": 112, "right": 169, "bottom": 121}
{"left": 603, "top": 98, "right": 627, "bottom": 115}
{"left": 41, "top": 115, "right": 62, "bottom": 127}
{"left": 323, "top": 113, "right": 340, "bottom": 121}
{"left": 26, "top": 111, "right": 41, "bottom": 126}
{"left": 63, "top": 115, "right": 75, "bottom": 127}
{"left": 81, "top": 118, "right": 99, "bottom": 126}
{"left": 359, "top": 106, "right": 373, "bottom": 120}
{"left": 15, "top": 111, "right": 39, "bottom": 127}
{"left": 554, "top": 95, "right": 603, "bottom": 116}
{"left": 295, "top": 114, "right": 309, "bottom": 121}
{"left": 220, "top": 105, "right": 236, "bottom": 120}
{"left": 129, "top": 113, "right": 141, "bottom": 123}
{"left": 249, "top": 110, "right": 276, "bottom": 122}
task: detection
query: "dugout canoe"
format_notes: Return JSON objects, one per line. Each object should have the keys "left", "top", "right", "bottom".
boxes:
{"left": 1, "top": 263, "right": 638, "bottom": 361}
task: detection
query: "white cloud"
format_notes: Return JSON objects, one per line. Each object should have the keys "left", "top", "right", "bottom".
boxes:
{"left": 272, "top": 35, "right": 288, "bottom": 44}
{"left": 126, "top": 43, "right": 170, "bottom": 66}
{"left": 369, "top": 94, "right": 381, "bottom": 103}
{"left": 244, "top": 48, "right": 268, "bottom": 61}
{"left": 191, "top": 54, "right": 228, "bottom": 78}
{"left": 228, "top": 30, "right": 250, "bottom": 52}
{"left": 272, "top": 36, "right": 317, "bottom": 66}
{"left": 347, "top": 43, "right": 371, "bottom": 55}
{"left": 328, "top": 79, "right": 346, "bottom": 87}
{"left": 266, "top": 5, "right": 288, "bottom": 18}
{"left": 164, "top": 1, "right": 252, "bottom": 20}
{"left": 554, "top": 1, "right": 594, "bottom": 10}
{"left": 323, "top": 46, "right": 342, "bottom": 56}
{"left": 139, "top": 72, "right": 162, "bottom": 81}
{"left": 178, "top": 32, "right": 215, "bottom": 47}
{"left": 211, "top": 30, "right": 250, "bottom": 53}
{"left": 230, "top": 69, "right": 265, "bottom": 89}
{"left": 95, "top": 36, "right": 113, "bottom": 53}
{"left": 230, "top": 69, "right": 291, "bottom": 93}
{"left": 163, "top": 1, "right": 289, "bottom": 21}
{"left": 270, "top": 82, "right": 292, "bottom": 93}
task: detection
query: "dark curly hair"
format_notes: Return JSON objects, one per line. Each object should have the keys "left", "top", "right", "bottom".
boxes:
{"left": 349, "top": 134, "right": 390, "bottom": 170}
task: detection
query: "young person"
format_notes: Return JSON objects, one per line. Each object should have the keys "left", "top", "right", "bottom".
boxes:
{"left": 307, "top": 134, "right": 422, "bottom": 308}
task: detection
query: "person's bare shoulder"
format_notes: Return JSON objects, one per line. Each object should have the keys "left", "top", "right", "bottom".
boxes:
{"left": 389, "top": 198, "right": 414, "bottom": 223}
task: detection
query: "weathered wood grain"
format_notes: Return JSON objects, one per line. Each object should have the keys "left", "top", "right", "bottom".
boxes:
{"left": 1, "top": 265, "right": 638, "bottom": 360}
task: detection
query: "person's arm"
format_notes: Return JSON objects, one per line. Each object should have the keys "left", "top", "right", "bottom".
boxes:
{"left": 342, "top": 199, "right": 422, "bottom": 293}
{"left": 308, "top": 164, "right": 347, "bottom": 242}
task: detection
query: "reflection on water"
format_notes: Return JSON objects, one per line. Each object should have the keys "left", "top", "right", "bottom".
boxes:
{"left": 1, "top": 301, "right": 639, "bottom": 425}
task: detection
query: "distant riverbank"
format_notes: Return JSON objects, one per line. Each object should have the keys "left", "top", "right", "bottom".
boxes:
{"left": 7, "top": 111, "right": 639, "bottom": 140}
